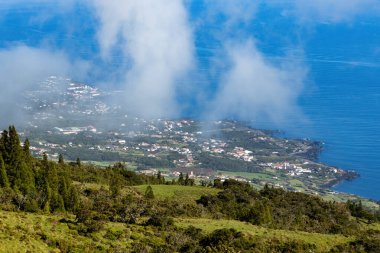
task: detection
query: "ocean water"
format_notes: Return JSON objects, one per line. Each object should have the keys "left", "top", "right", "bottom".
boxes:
{"left": 274, "top": 23, "right": 380, "bottom": 201}
{"left": 295, "top": 61, "right": 380, "bottom": 201}
{"left": 1, "top": 3, "right": 380, "bottom": 200}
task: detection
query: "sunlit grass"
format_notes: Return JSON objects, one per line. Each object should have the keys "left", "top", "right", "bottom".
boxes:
{"left": 133, "top": 185, "right": 220, "bottom": 203}
{"left": 175, "top": 218, "right": 354, "bottom": 253}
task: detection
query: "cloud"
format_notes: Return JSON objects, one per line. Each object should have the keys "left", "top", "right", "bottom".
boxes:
{"left": 198, "top": 1, "right": 306, "bottom": 126}
{"left": 91, "top": 0, "right": 195, "bottom": 118}
{"left": 284, "top": 0, "right": 380, "bottom": 23}
{"left": 0, "top": 45, "right": 89, "bottom": 125}
{"left": 208, "top": 40, "right": 305, "bottom": 125}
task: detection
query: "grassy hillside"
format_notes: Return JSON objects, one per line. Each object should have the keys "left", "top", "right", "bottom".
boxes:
{"left": 0, "top": 210, "right": 378, "bottom": 253}
{"left": 133, "top": 185, "right": 220, "bottom": 203}
{"left": 176, "top": 218, "right": 353, "bottom": 253}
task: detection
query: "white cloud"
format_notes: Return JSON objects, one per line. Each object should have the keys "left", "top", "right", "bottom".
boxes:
{"left": 92, "top": 0, "right": 195, "bottom": 118}
{"left": 0, "top": 45, "right": 89, "bottom": 124}
{"left": 209, "top": 40, "right": 306, "bottom": 125}
{"left": 199, "top": 1, "right": 306, "bottom": 125}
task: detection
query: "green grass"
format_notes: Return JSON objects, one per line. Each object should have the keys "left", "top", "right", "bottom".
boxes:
{"left": 133, "top": 185, "right": 220, "bottom": 203}
{"left": 0, "top": 210, "right": 161, "bottom": 253}
{"left": 322, "top": 193, "right": 380, "bottom": 210}
{"left": 0, "top": 211, "right": 95, "bottom": 252}
{"left": 175, "top": 218, "right": 354, "bottom": 253}
{"left": 217, "top": 170, "right": 274, "bottom": 180}
{"left": 0, "top": 209, "right": 377, "bottom": 253}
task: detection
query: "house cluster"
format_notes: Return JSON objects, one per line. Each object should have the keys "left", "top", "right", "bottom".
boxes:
{"left": 228, "top": 147, "right": 254, "bottom": 162}
{"left": 137, "top": 168, "right": 252, "bottom": 183}
{"left": 263, "top": 162, "right": 313, "bottom": 177}
{"left": 215, "top": 174, "right": 250, "bottom": 183}
{"left": 54, "top": 126, "right": 98, "bottom": 135}
{"left": 200, "top": 139, "right": 227, "bottom": 154}
{"left": 67, "top": 82, "right": 102, "bottom": 101}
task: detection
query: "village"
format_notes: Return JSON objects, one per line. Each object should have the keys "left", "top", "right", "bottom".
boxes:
{"left": 13, "top": 77, "right": 358, "bottom": 195}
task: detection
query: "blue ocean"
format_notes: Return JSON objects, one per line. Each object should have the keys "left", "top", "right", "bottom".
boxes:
{"left": 1, "top": 2, "right": 380, "bottom": 200}
{"left": 268, "top": 23, "right": 380, "bottom": 201}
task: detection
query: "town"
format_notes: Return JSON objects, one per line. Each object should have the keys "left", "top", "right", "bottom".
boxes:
{"left": 14, "top": 77, "right": 358, "bottom": 197}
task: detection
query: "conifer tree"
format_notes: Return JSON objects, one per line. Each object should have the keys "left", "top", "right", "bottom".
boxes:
{"left": 23, "top": 138, "right": 31, "bottom": 160}
{"left": 157, "top": 170, "right": 165, "bottom": 184}
{"left": 178, "top": 173, "right": 184, "bottom": 185}
{"left": 0, "top": 156, "right": 10, "bottom": 188}
{"left": 145, "top": 185, "right": 155, "bottom": 199}
{"left": 76, "top": 157, "right": 81, "bottom": 167}
{"left": 110, "top": 175, "right": 123, "bottom": 198}
{"left": 58, "top": 154, "right": 64, "bottom": 165}
{"left": 0, "top": 130, "right": 10, "bottom": 163}
{"left": 67, "top": 185, "right": 79, "bottom": 211}
{"left": 15, "top": 160, "right": 35, "bottom": 194}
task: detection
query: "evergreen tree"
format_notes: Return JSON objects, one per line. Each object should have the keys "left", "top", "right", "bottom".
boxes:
{"left": 6, "top": 126, "right": 23, "bottom": 185}
{"left": 15, "top": 160, "right": 35, "bottom": 194}
{"left": 110, "top": 174, "right": 123, "bottom": 198}
{"left": 76, "top": 157, "right": 81, "bottom": 167}
{"left": 58, "top": 154, "right": 64, "bottom": 165}
{"left": 157, "top": 170, "right": 165, "bottom": 184}
{"left": 145, "top": 185, "right": 155, "bottom": 199}
{"left": 0, "top": 156, "right": 10, "bottom": 188}
{"left": 67, "top": 185, "right": 79, "bottom": 211}
{"left": 0, "top": 130, "right": 9, "bottom": 163}
{"left": 23, "top": 138, "right": 31, "bottom": 160}
{"left": 185, "top": 173, "right": 190, "bottom": 186}
{"left": 178, "top": 173, "right": 184, "bottom": 185}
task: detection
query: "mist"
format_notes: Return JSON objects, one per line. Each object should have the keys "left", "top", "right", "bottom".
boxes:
{"left": 92, "top": 0, "right": 195, "bottom": 119}
{"left": 208, "top": 40, "right": 305, "bottom": 125}
{"left": 0, "top": 45, "right": 89, "bottom": 127}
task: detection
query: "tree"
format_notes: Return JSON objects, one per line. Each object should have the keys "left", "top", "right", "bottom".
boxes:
{"left": 58, "top": 154, "right": 64, "bottom": 165}
{"left": 145, "top": 185, "right": 155, "bottom": 199}
{"left": 0, "top": 156, "right": 9, "bottom": 188}
{"left": 178, "top": 173, "right": 184, "bottom": 185}
{"left": 76, "top": 157, "right": 81, "bottom": 167}
{"left": 213, "top": 179, "right": 222, "bottom": 188}
{"left": 157, "top": 170, "right": 165, "bottom": 184}
{"left": 23, "top": 138, "right": 31, "bottom": 161}
{"left": 110, "top": 174, "right": 123, "bottom": 198}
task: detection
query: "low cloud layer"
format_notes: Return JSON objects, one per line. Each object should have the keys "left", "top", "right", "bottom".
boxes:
{"left": 92, "top": 0, "right": 195, "bottom": 118}
{"left": 0, "top": 45, "right": 88, "bottom": 124}
{"left": 208, "top": 40, "right": 305, "bottom": 124}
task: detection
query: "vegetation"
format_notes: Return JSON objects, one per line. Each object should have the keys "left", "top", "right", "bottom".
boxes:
{"left": 0, "top": 126, "right": 380, "bottom": 252}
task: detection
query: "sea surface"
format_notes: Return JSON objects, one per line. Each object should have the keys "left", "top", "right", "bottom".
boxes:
{"left": 260, "top": 22, "right": 380, "bottom": 201}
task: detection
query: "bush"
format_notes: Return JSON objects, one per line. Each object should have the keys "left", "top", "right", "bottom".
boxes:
{"left": 145, "top": 214, "right": 174, "bottom": 228}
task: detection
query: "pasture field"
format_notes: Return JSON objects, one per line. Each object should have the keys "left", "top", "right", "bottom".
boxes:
{"left": 133, "top": 185, "right": 220, "bottom": 203}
